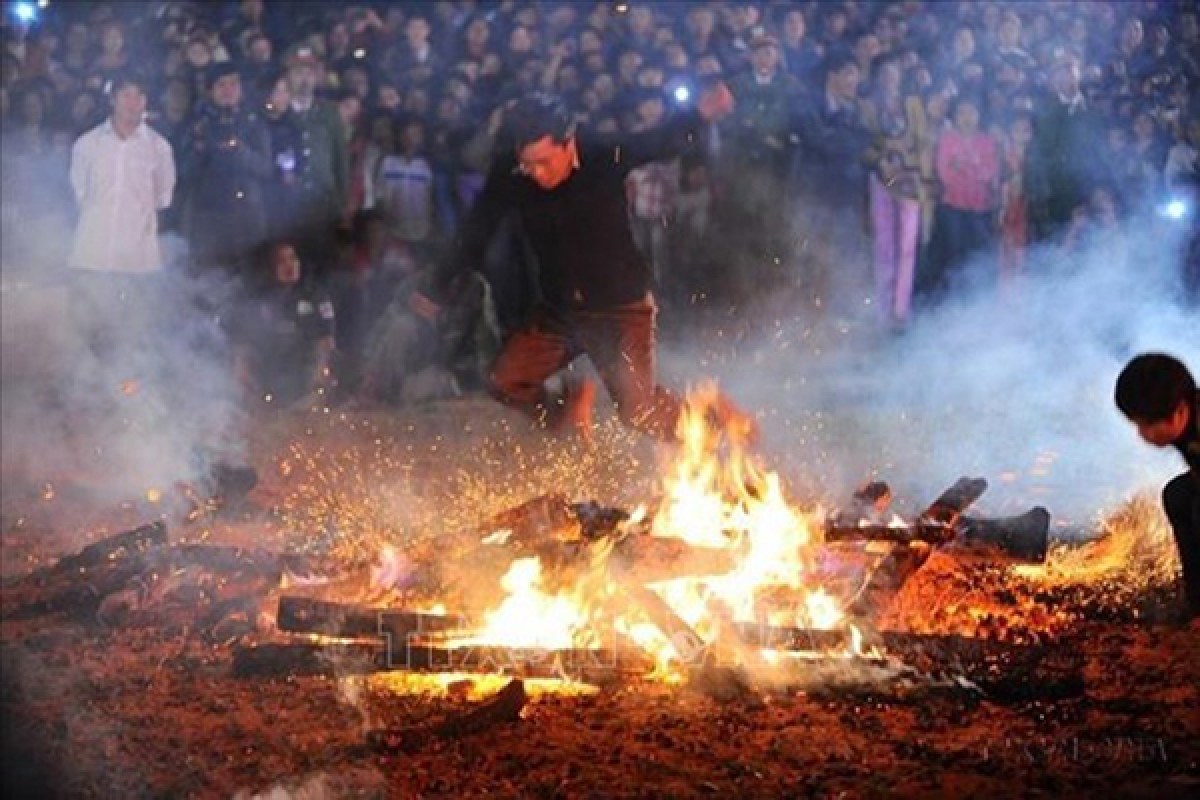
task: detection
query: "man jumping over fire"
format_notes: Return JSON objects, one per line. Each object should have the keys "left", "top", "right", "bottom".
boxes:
{"left": 422, "top": 84, "right": 756, "bottom": 442}
{"left": 1115, "top": 353, "right": 1200, "bottom": 618}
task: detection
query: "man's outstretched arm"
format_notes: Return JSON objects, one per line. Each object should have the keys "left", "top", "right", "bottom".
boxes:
{"left": 609, "top": 83, "right": 735, "bottom": 174}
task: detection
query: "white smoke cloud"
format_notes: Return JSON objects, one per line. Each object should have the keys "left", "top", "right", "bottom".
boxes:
{"left": 661, "top": 208, "right": 1198, "bottom": 531}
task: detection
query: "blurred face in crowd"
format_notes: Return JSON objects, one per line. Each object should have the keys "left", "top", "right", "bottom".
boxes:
{"left": 66, "top": 23, "right": 89, "bottom": 56}
{"left": 266, "top": 76, "right": 289, "bottom": 116}
{"left": 1011, "top": 116, "right": 1033, "bottom": 146}
{"left": 831, "top": 62, "right": 860, "bottom": 99}
{"left": 1091, "top": 187, "right": 1116, "bottom": 224}
{"left": 637, "top": 95, "right": 665, "bottom": 129}
{"left": 855, "top": 34, "right": 880, "bottom": 66}
{"left": 1182, "top": 14, "right": 1199, "bottom": 43}
{"left": 404, "top": 86, "right": 429, "bottom": 115}
{"left": 751, "top": 43, "right": 779, "bottom": 77}
{"left": 111, "top": 84, "right": 146, "bottom": 131}
{"left": 664, "top": 43, "right": 688, "bottom": 70}
{"left": 1133, "top": 112, "right": 1155, "bottom": 143}
{"left": 517, "top": 133, "right": 577, "bottom": 191}
{"left": 579, "top": 28, "right": 602, "bottom": 54}
{"left": 406, "top": 17, "right": 430, "bottom": 49}
{"left": 273, "top": 245, "right": 301, "bottom": 286}
{"left": 377, "top": 84, "right": 400, "bottom": 111}
{"left": 581, "top": 88, "right": 601, "bottom": 112}
{"left": 637, "top": 64, "right": 665, "bottom": 88}
{"left": 249, "top": 35, "right": 271, "bottom": 63}
{"left": 437, "top": 96, "right": 463, "bottom": 125}
{"left": 953, "top": 100, "right": 979, "bottom": 134}
{"left": 328, "top": 23, "right": 349, "bottom": 55}
{"left": 618, "top": 50, "right": 643, "bottom": 83}
{"left": 687, "top": 8, "right": 715, "bottom": 38}
{"left": 481, "top": 52, "right": 502, "bottom": 76}
{"left": 783, "top": 10, "right": 806, "bottom": 43}
{"left": 187, "top": 40, "right": 212, "bottom": 69}
{"left": 592, "top": 73, "right": 615, "bottom": 104}
{"left": 953, "top": 27, "right": 975, "bottom": 61}
{"left": 509, "top": 26, "right": 533, "bottom": 54}
{"left": 241, "top": 0, "right": 264, "bottom": 21}
{"left": 1107, "top": 126, "right": 1128, "bottom": 153}
{"left": 925, "top": 91, "right": 948, "bottom": 122}
{"left": 583, "top": 51, "right": 606, "bottom": 75}
{"left": 400, "top": 122, "right": 424, "bottom": 155}
{"left": 72, "top": 91, "right": 97, "bottom": 124}
{"left": 1052, "top": 56, "right": 1081, "bottom": 98}
{"left": 826, "top": 11, "right": 848, "bottom": 41}
{"left": 1149, "top": 24, "right": 1168, "bottom": 53}
{"left": 1068, "top": 18, "right": 1088, "bottom": 50}
{"left": 338, "top": 95, "right": 362, "bottom": 129}
{"left": 102, "top": 25, "right": 124, "bottom": 56}
{"left": 998, "top": 12, "right": 1021, "bottom": 49}
{"left": 211, "top": 73, "right": 242, "bottom": 109}
{"left": 287, "top": 63, "right": 317, "bottom": 102}
{"left": 343, "top": 66, "right": 369, "bottom": 99}
{"left": 465, "top": 18, "right": 489, "bottom": 50}
{"left": 1120, "top": 19, "right": 1143, "bottom": 52}
{"left": 629, "top": 7, "right": 654, "bottom": 38}
{"left": 558, "top": 64, "right": 581, "bottom": 93}
{"left": 369, "top": 115, "right": 394, "bottom": 151}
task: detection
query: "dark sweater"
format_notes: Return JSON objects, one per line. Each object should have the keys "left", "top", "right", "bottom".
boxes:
{"left": 440, "top": 110, "right": 704, "bottom": 311}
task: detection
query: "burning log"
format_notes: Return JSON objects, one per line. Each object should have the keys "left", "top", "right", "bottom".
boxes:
{"left": 824, "top": 508, "right": 1050, "bottom": 563}
{"left": 275, "top": 596, "right": 467, "bottom": 640}
{"left": 366, "top": 679, "right": 528, "bottom": 753}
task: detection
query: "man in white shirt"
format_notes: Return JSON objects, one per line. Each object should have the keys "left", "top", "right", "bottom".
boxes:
{"left": 69, "top": 73, "right": 175, "bottom": 275}
{"left": 67, "top": 72, "right": 176, "bottom": 366}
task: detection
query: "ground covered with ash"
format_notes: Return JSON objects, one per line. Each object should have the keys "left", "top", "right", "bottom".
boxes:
{"left": 1, "top": 401, "right": 1197, "bottom": 799}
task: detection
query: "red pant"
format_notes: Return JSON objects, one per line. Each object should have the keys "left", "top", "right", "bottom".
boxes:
{"left": 489, "top": 295, "right": 681, "bottom": 439}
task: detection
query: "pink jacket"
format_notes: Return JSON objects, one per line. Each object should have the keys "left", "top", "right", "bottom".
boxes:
{"left": 936, "top": 129, "right": 998, "bottom": 212}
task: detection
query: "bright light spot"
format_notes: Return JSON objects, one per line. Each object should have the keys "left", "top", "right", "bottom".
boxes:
{"left": 615, "top": 3, "right": 629, "bottom": 13}
{"left": 673, "top": 85, "right": 691, "bottom": 103}
{"left": 1162, "top": 199, "right": 1188, "bottom": 220}
{"left": 12, "top": 2, "right": 36, "bottom": 23}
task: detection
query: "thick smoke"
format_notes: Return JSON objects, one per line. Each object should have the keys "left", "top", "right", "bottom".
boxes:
{"left": 1, "top": 226, "right": 246, "bottom": 516}
{"left": 661, "top": 207, "right": 1197, "bottom": 530}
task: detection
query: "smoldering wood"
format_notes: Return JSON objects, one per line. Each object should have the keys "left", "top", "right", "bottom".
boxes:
{"left": 957, "top": 508, "right": 1050, "bottom": 563}
{"left": 275, "top": 596, "right": 468, "bottom": 639}
{"left": 231, "top": 637, "right": 650, "bottom": 681}
{"left": 3, "top": 521, "right": 168, "bottom": 591}
{"left": 366, "top": 679, "right": 529, "bottom": 753}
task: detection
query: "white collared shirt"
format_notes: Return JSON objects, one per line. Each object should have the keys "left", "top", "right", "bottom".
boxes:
{"left": 69, "top": 118, "right": 175, "bottom": 273}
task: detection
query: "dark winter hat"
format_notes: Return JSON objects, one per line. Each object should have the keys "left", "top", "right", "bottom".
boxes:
{"left": 205, "top": 60, "right": 241, "bottom": 90}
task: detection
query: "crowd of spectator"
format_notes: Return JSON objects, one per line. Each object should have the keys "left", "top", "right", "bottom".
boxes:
{"left": 2, "top": 0, "right": 1197, "bottom": 408}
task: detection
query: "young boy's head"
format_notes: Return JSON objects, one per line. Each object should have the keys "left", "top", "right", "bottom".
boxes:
{"left": 1115, "top": 353, "right": 1196, "bottom": 446}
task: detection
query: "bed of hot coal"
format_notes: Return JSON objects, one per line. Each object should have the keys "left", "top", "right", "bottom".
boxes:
{"left": 1, "top": 419, "right": 1197, "bottom": 799}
